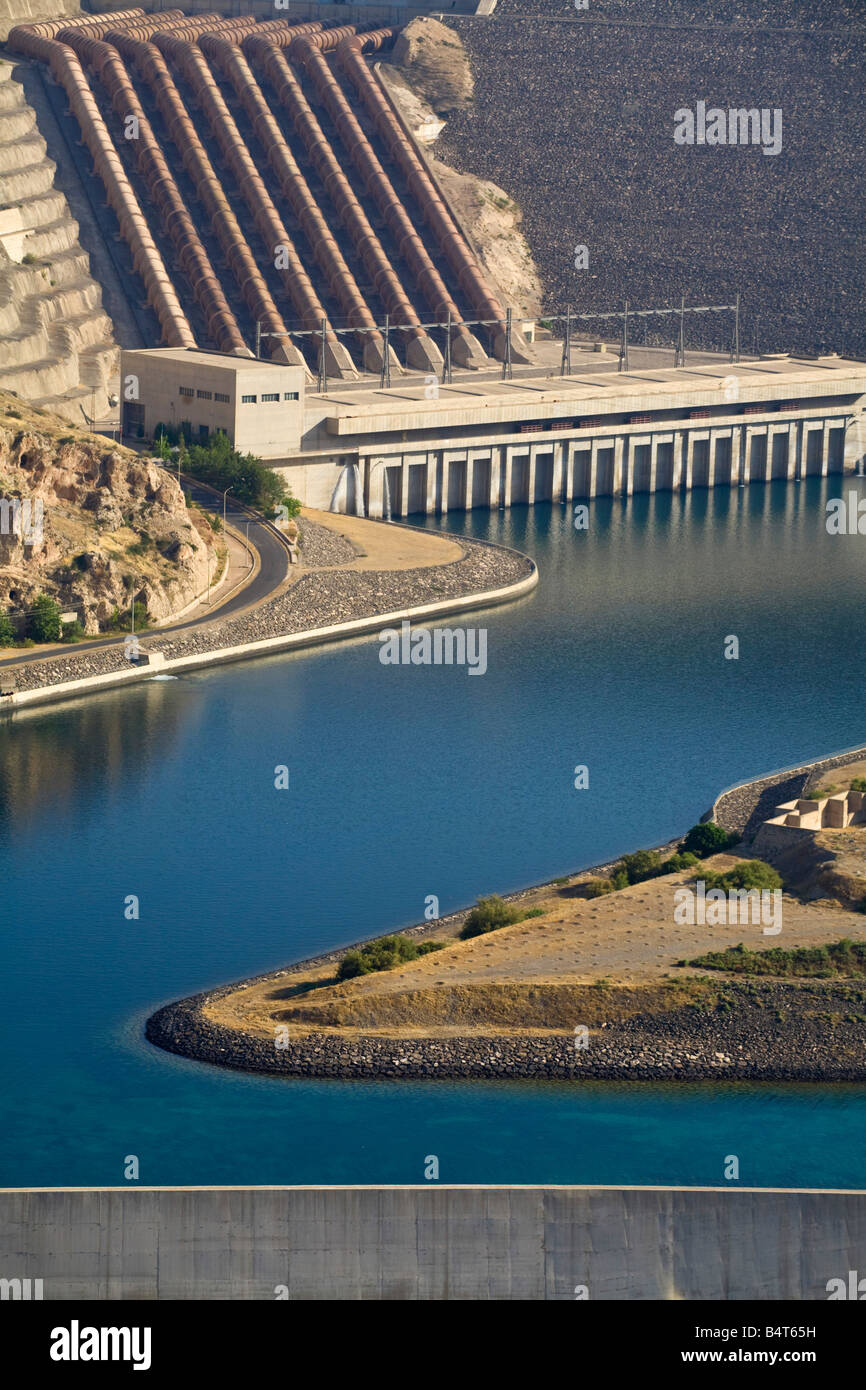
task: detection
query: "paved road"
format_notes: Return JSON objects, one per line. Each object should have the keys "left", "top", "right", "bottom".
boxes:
{"left": 0, "top": 474, "right": 290, "bottom": 668}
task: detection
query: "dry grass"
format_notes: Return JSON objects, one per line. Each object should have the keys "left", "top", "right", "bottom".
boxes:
{"left": 205, "top": 849, "right": 866, "bottom": 1042}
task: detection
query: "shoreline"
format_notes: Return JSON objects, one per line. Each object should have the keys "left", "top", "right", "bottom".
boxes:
{"left": 145, "top": 741, "right": 866, "bottom": 1082}
{"left": 1, "top": 519, "right": 537, "bottom": 712}
{"left": 145, "top": 975, "right": 866, "bottom": 1083}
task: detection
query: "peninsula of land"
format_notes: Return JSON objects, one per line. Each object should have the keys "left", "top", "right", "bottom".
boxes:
{"left": 147, "top": 746, "right": 866, "bottom": 1083}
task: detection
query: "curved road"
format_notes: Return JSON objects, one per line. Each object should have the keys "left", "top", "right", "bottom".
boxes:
{"left": 0, "top": 472, "right": 290, "bottom": 668}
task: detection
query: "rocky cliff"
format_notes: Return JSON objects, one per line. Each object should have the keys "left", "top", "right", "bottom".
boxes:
{"left": 0, "top": 392, "right": 214, "bottom": 634}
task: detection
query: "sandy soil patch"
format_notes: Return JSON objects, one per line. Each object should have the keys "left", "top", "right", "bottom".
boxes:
{"left": 301, "top": 508, "right": 464, "bottom": 572}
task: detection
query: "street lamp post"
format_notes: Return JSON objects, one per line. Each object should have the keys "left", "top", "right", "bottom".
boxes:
{"left": 222, "top": 488, "right": 231, "bottom": 530}
{"left": 245, "top": 520, "right": 251, "bottom": 569}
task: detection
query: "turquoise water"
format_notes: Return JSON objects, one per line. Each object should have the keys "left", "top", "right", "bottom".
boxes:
{"left": 2, "top": 478, "right": 865, "bottom": 1188}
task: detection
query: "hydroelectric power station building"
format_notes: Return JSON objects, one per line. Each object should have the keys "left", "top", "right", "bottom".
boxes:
{"left": 122, "top": 346, "right": 866, "bottom": 517}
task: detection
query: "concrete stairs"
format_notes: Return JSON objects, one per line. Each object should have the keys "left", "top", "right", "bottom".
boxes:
{"left": 0, "top": 60, "right": 117, "bottom": 421}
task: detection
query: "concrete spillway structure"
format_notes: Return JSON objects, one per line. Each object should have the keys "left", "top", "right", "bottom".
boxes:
{"left": 1, "top": 1184, "right": 864, "bottom": 1299}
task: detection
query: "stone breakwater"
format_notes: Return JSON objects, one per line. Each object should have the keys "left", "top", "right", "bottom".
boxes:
{"left": 156, "top": 535, "right": 531, "bottom": 665}
{"left": 6, "top": 524, "right": 534, "bottom": 694}
{"left": 296, "top": 518, "right": 358, "bottom": 568}
{"left": 714, "top": 745, "right": 866, "bottom": 841}
{"left": 146, "top": 980, "right": 866, "bottom": 1082}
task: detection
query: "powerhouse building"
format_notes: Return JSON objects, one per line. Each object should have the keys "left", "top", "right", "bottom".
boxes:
{"left": 121, "top": 346, "right": 866, "bottom": 516}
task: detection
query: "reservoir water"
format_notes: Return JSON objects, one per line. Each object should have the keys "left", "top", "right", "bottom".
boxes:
{"left": 2, "top": 477, "right": 865, "bottom": 1189}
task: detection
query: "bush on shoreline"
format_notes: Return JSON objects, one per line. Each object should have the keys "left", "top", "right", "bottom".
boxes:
{"left": 336, "top": 934, "right": 444, "bottom": 982}
{"left": 680, "top": 821, "right": 739, "bottom": 857}
{"left": 459, "top": 895, "right": 545, "bottom": 940}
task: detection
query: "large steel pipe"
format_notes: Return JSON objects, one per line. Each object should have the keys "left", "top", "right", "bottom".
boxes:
{"left": 247, "top": 34, "right": 442, "bottom": 375}
{"left": 115, "top": 14, "right": 254, "bottom": 43}
{"left": 338, "top": 33, "right": 532, "bottom": 365}
{"left": 10, "top": 10, "right": 146, "bottom": 40}
{"left": 202, "top": 32, "right": 397, "bottom": 376}
{"left": 8, "top": 25, "right": 194, "bottom": 348}
{"left": 294, "top": 30, "right": 486, "bottom": 369}
{"left": 58, "top": 28, "right": 248, "bottom": 356}
{"left": 156, "top": 30, "right": 356, "bottom": 379}
{"left": 108, "top": 29, "right": 306, "bottom": 375}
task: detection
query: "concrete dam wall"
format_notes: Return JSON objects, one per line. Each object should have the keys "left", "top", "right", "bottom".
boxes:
{"left": 1, "top": 1185, "right": 863, "bottom": 1299}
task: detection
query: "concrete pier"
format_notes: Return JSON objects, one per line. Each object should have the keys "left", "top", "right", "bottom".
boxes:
{"left": 1, "top": 1185, "right": 863, "bottom": 1300}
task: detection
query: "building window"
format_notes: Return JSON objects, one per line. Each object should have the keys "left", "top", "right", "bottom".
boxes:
{"left": 283, "top": 392, "right": 299, "bottom": 401}
{"left": 196, "top": 389, "right": 212, "bottom": 400}
{"left": 198, "top": 425, "right": 209, "bottom": 443}
{"left": 261, "top": 392, "right": 279, "bottom": 402}
{"left": 214, "top": 392, "right": 230, "bottom": 403}
{"left": 241, "top": 395, "right": 257, "bottom": 404}
{"left": 179, "top": 386, "right": 194, "bottom": 398}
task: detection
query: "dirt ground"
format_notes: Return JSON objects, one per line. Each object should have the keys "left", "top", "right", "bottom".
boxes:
{"left": 811, "top": 760, "right": 866, "bottom": 793}
{"left": 205, "top": 849, "right": 866, "bottom": 1041}
{"left": 301, "top": 508, "right": 464, "bottom": 572}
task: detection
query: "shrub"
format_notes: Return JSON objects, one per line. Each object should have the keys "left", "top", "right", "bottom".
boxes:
{"left": 335, "top": 934, "right": 444, "bottom": 982}
{"left": 21, "top": 252, "right": 37, "bottom": 265}
{"left": 28, "top": 594, "right": 62, "bottom": 642}
{"left": 660, "top": 851, "right": 700, "bottom": 873}
{"left": 0, "top": 611, "right": 16, "bottom": 647}
{"left": 702, "top": 859, "right": 783, "bottom": 893}
{"left": 581, "top": 878, "right": 614, "bottom": 898}
{"left": 273, "top": 495, "right": 301, "bottom": 521}
{"left": 335, "top": 950, "right": 366, "bottom": 981}
{"left": 616, "top": 849, "right": 664, "bottom": 884}
{"left": 680, "top": 821, "right": 738, "bottom": 857}
{"left": 685, "top": 938, "right": 866, "bottom": 978}
{"left": 851, "top": 778, "right": 866, "bottom": 793}
{"left": 460, "top": 895, "right": 524, "bottom": 940}
{"left": 61, "top": 620, "right": 85, "bottom": 643}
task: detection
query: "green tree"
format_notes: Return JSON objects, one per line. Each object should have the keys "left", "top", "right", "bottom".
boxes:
{"left": 681, "top": 821, "right": 737, "bottom": 858}
{"left": 29, "top": 594, "right": 62, "bottom": 643}
{"left": 0, "top": 610, "right": 16, "bottom": 647}
{"left": 182, "top": 431, "right": 298, "bottom": 515}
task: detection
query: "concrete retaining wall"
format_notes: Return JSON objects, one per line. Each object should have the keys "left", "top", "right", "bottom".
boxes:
{"left": 1, "top": 1185, "right": 863, "bottom": 1299}
{"left": 4, "top": 562, "right": 537, "bottom": 711}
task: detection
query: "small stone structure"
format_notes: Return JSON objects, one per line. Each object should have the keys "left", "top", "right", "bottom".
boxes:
{"left": 766, "top": 789, "right": 866, "bottom": 832}
{"left": 752, "top": 788, "right": 866, "bottom": 860}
